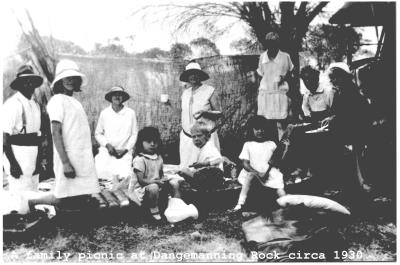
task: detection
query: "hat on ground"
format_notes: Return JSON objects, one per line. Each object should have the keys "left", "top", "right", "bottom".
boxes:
{"left": 105, "top": 86, "right": 130, "bottom": 102}
{"left": 179, "top": 62, "right": 209, "bottom": 83}
{"left": 51, "top": 59, "right": 87, "bottom": 88}
{"left": 10, "top": 65, "right": 43, "bottom": 90}
{"left": 328, "top": 62, "right": 351, "bottom": 74}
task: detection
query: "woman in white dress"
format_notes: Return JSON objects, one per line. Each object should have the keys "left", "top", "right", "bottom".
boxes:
{"left": 179, "top": 62, "right": 222, "bottom": 168}
{"left": 95, "top": 86, "right": 138, "bottom": 190}
{"left": 46, "top": 59, "right": 100, "bottom": 206}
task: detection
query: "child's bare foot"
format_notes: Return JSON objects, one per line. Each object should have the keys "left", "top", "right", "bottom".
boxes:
{"left": 232, "top": 204, "right": 243, "bottom": 212}
{"left": 150, "top": 207, "right": 161, "bottom": 221}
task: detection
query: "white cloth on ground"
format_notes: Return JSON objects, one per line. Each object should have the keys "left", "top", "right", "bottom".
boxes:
{"left": 47, "top": 94, "right": 100, "bottom": 198}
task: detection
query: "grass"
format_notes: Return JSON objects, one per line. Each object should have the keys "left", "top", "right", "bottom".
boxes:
{"left": 3, "top": 192, "right": 396, "bottom": 263}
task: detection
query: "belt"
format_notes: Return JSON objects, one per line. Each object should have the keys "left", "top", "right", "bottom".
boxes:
{"left": 9, "top": 133, "right": 42, "bottom": 146}
{"left": 182, "top": 130, "right": 192, "bottom": 138}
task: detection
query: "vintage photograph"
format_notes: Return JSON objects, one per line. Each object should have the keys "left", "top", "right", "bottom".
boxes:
{"left": 2, "top": 0, "right": 396, "bottom": 262}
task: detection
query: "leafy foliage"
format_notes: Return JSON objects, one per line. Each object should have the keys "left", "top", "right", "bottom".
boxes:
{"left": 136, "top": 47, "right": 169, "bottom": 59}
{"left": 189, "top": 37, "right": 220, "bottom": 58}
{"left": 229, "top": 37, "right": 260, "bottom": 55}
{"left": 91, "top": 43, "right": 130, "bottom": 57}
{"left": 304, "top": 24, "right": 361, "bottom": 69}
{"left": 170, "top": 42, "right": 192, "bottom": 59}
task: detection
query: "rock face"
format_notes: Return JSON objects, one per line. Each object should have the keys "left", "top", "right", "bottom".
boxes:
{"left": 3, "top": 55, "right": 259, "bottom": 163}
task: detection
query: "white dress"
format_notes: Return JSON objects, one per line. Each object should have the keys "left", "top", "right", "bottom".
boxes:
{"left": 47, "top": 94, "right": 100, "bottom": 198}
{"left": 257, "top": 50, "right": 294, "bottom": 120}
{"left": 94, "top": 105, "right": 138, "bottom": 181}
{"left": 180, "top": 84, "right": 220, "bottom": 168}
{"left": 2, "top": 92, "right": 41, "bottom": 192}
{"left": 238, "top": 140, "right": 283, "bottom": 189}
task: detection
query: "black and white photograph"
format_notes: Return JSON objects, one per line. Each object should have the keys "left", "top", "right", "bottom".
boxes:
{"left": 1, "top": 0, "right": 396, "bottom": 262}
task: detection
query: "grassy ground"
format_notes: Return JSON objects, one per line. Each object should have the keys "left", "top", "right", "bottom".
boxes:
{"left": 3, "top": 191, "right": 396, "bottom": 263}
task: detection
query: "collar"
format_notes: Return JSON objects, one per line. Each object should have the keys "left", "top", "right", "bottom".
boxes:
{"left": 139, "top": 153, "right": 159, "bottom": 160}
{"left": 261, "top": 50, "right": 283, "bottom": 64}
{"left": 109, "top": 105, "right": 126, "bottom": 114}
{"left": 309, "top": 83, "right": 325, "bottom": 95}
{"left": 15, "top": 91, "right": 31, "bottom": 103}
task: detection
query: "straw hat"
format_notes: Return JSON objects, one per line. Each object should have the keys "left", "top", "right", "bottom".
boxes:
{"left": 10, "top": 65, "right": 43, "bottom": 90}
{"left": 51, "top": 59, "right": 87, "bottom": 88}
{"left": 105, "top": 86, "right": 130, "bottom": 102}
{"left": 179, "top": 62, "right": 209, "bottom": 82}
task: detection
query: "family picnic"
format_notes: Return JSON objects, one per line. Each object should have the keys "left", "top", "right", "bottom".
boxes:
{"left": 2, "top": 15, "right": 395, "bottom": 261}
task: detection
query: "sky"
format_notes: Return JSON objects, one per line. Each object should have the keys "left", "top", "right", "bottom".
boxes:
{"left": 1, "top": 0, "right": 380, "bottom": 59}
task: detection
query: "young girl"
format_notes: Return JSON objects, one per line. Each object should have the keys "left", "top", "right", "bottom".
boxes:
{"left": 129, "top": 127, "right": 180, "bottom": 221}
{"left": 233, "top": 115, "right": 285, "bottom": 212}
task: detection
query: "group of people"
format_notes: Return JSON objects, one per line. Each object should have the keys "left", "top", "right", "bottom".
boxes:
{"left": 3, "top": 31, "right": 371, "bottom": 221}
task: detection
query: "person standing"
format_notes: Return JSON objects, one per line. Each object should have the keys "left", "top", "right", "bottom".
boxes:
{"left": 256, "top": 32, "right": 294, "bottom": 140}
{"left": 179, "top": 62, "right": 222, "bottom": 168}
{"left": 47, "top": 59, "right": 100, "bottom": 205}
{"left": 3, "top": 65, "right": 43, "bottom": 195}
{"left": 95, "top": 86, "right": 138, "bottom": 190}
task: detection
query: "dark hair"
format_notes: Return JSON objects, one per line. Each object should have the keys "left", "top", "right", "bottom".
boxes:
{"left": 135, "top": 126, "right": 162, "bottom": 155}
{"left": 245, "top": 115, "right": 277, "bottom": 143}
{"left": 52, "top": 76, "right": 82, "bottom": 94}
{"left": 300, "top": 66, "right": 319, "bottom": 80}
{"left": 53, "top": 80, "right": 64, "bottom": 94}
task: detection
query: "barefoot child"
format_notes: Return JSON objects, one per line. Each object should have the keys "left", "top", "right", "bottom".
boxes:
{"left": 233, "top": 115, "right": 285, "bottom": 212}
{"left": 129, "top": 127, "right": 180, "bottom": 221}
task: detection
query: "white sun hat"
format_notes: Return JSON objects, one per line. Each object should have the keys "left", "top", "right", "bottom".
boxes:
{"left": 51, "top": 59, "right": 87, "bottom": 88}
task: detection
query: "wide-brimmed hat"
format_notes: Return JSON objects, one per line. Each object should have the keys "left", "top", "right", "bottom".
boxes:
{"left": 51, "top": 59, "right": 87, "bottom": 88}
{"left": 179, "top": 62, "right": 209, "bottom": 82}
{"left": 328, "top": 62, "right": 351, "bottom": 74}
{"left": 105, "top": 86, "right": 130, "bottom": 102}
{"left": 10, "top": 65, "right": 43, "bottom": 90}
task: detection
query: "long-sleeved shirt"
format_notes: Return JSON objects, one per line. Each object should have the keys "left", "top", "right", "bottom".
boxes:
{"left": 95, "top": 105, "right": 138, "bottom": 151}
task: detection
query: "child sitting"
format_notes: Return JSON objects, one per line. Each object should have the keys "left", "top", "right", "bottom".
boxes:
{"left": 128, "top": 127, "right": 180, "bottom": 221}
{"left": 178, "top": 122, "right": 224, "bottom": 192}
{"left": 233, "top": 115, "right": 286, "bottom": 212}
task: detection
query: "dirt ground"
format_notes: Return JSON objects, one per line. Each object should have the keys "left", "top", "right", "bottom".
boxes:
{"left": 3, "top": 190, "right": 396, "bottom": 263}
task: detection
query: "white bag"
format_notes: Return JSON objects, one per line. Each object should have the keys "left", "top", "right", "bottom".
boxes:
{"left": 164, "top": 197, "right": 199, "bottom": 223}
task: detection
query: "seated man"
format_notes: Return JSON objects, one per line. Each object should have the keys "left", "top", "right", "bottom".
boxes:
{"left": 300, "top": 66, "right": 335, "bottom": 123}
{"left": 95, "top": 86, "right": 138, "bottom": 190}
{"left": 178, "top": 122, "right": 224, "bottom": 192}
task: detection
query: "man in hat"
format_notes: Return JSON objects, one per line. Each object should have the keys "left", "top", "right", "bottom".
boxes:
{"left": 95, "top": 86, "right": 138, "bottom": 190}
{"left": 3, "top": 65, "right": 43, "bottom": 193}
